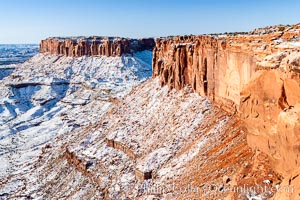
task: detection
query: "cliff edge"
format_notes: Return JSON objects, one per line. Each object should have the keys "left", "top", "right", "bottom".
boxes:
{"left": 152, "top": 23, "right": 300, "bottom": 199}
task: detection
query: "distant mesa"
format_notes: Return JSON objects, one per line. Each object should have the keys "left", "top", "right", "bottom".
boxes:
{"left": 40, "top": 36, "right": 155, "bottom": 57}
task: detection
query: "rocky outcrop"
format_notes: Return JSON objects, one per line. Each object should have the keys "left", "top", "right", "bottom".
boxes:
{"left": 105, "top": 139, "right": 138, "bottom": 159}
{"left": 239, "top": 50, "right": 300, "bottom": 199}
{"left": 40, "top": 37, "right": 155, "bottom": 57}
{"left": 152, "top": 23, "right": 300, "bottom": 198}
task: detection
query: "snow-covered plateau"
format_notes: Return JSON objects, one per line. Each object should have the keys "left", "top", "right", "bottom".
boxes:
{"left": 0, "top": 44, "right": 39, "bottom": 66}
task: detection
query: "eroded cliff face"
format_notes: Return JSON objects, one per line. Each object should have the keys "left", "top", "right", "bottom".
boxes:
{"left": 40, "top": 37, "right": 155, "bottom": 57}
{"left": 240, "top": 51, "right": 300, "bottom": 199}
{"left": 152, "top": 35, "right": 257, "bottom": 112}
{"left": 153, "top": 24, "right": 300, "bottom": 198}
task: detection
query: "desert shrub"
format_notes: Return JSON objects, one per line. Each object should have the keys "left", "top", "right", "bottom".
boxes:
{"left": 278, "top": 26, "right": 285, "bottom": 32}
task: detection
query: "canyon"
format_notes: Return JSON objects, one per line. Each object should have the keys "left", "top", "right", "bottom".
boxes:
{"left": 1, "top": 24, "right": 300, "bottom": 199}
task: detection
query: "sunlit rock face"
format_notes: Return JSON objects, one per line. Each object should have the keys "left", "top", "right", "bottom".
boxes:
{"left": 152, "top": 24, "right": 300, "bottom": 113}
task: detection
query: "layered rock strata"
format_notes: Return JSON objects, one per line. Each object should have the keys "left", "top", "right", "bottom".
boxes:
{"left": 40, "top": 37, "right": 155, "bottom": 57}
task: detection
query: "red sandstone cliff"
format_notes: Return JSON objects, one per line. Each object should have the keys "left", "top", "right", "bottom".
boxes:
{"left": 152, "top": 23, "right": 300, "bottom": 199}
{"left": 40, "top": 37, "right": 155, "bottom": 57}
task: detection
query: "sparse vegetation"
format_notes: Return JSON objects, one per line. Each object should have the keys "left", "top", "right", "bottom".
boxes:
{"left": 278, "top": 26, "right": 285, "bottom": 32}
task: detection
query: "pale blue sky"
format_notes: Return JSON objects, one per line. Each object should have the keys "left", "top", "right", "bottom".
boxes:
{"left": 0, "top": 0, "right": 300, "bottom": 44}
